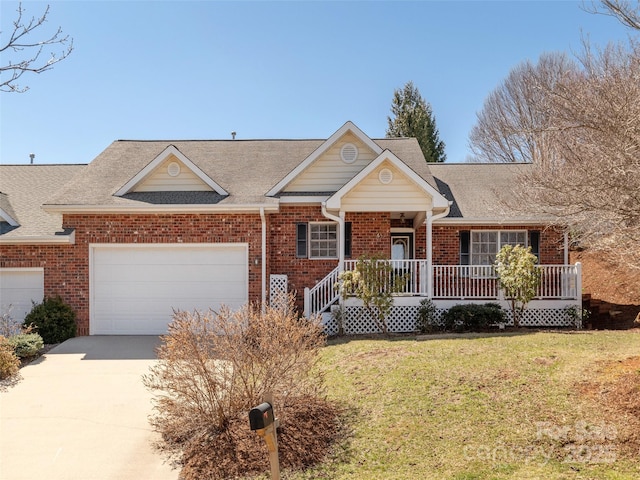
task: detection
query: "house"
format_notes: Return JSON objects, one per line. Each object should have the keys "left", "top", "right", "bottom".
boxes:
{"left": 0, "top": 122, "right": 581, "bottom": 335}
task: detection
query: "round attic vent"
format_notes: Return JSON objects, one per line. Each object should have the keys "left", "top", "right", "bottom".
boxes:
{"left": 340, "top": 143, "right": 358, "bottom": 164}
{"left": 167, "top": 161, "right": 181, "bottom": 177}
{"left": 379, "top": 168, "right": 393, "bottom": 184}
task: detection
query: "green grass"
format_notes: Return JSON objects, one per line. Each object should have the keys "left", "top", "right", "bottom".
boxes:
{"left": 285, "top": 330, "right": 640, "bottom": 480}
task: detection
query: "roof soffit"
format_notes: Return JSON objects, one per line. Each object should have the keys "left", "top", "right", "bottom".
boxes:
{"left": 266, "top": 121, "right": 383, "bottom": 196}
{"left": 114, "top": 145, "right": 228, "bottom": 196}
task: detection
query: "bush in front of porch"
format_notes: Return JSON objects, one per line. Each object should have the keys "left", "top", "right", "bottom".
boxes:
{"left": 417, "top": 299, "right": 506, "bottom": 333}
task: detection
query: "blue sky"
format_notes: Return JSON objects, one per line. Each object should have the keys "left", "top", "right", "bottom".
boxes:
{"left": 0, "top": 1, "right": 632, "bottom": 165}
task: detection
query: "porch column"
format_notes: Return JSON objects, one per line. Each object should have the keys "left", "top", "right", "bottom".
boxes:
{"left": 339, "top": 211, "right": 345, "bottom": 272}
{"left": 426, "top": 210, "right": 433, "bottom": 299}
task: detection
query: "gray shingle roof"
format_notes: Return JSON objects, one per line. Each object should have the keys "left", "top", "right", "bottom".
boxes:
{"left": 0, "top": 164, "right": 86, "bottom": 238}
{"left": 428, "top": 163, "right": 552, "bottom": 222}
{"left": 45, "top": 137, "right": 434, "bottom": 208}
{"left": 1, "top": 137, "right": 554, "bottom": 242}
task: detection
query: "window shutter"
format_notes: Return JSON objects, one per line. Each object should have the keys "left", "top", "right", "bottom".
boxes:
{"left": 344, "top": 222, "right": 352, "bottom": 258}
{"left": 460, "top": 230, "right": 470, "bottom": 265}
{"left": 529, "top": 230, "right": 540, "bottom": 261}
{"left": 296, "top": 223, "right": 308, "bottom": 258}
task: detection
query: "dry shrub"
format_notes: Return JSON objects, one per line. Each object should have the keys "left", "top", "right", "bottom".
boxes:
{"left": 0, "top": 336, "right": 20, "bottom": 380}
{"left": 144, "top": 294, "right": 344, "bottom": 479}
{"left": 180, "top": 395, "right": 344, "bottom": 479}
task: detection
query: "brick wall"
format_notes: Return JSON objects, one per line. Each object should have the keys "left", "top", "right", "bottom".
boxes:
{"left": 1, "top": 210, "right": 567, "bottom": 335}
{"left": 431, "top": 224, "right": 565, "bottom": 265}
{"left": 1, "top": 213, "right": 264, "bottom": 335}
{"left": 268, "top": 208, "right": 393, "bottom": 310}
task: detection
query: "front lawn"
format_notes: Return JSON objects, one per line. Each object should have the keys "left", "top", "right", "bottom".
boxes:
{"left": 279, "top": 330, "right": 640, "bottom": 479}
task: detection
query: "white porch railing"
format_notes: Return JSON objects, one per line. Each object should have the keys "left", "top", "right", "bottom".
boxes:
{"left": 305, "top": 261, "right": 581, "bottom": 316}
{"left": 304, "top": 265, "right": 340, "bottom": 318}
{"left": 343, "top": 259, "right": 429, "bottom": 295}
{"left": 432, "top": 265, "right": 498, "bottom": 299}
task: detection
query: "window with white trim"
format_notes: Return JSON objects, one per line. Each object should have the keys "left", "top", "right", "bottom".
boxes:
{"left": 471, "top": 230, "right": 527, "bottom": 265}
{"left": 296, "top": 222, "right": 351, "bottom": 259}
{"left": 309, "top": 222, "right": 338, "bottom": 259}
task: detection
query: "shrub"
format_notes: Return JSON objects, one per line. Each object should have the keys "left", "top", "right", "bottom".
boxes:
{"left": 416, "top": 299, "right": 441, "bottom": 333}
{"left": 0, "top": 336, "right": 20, "bottom": 380}
{"left": 495, "top": 245, "right": 541, "bottom": 327}
{"left": 8, "top": 333, "right": 44, "bottom": 358}
{"left": 338, "top": 254, "right": 406, "bottom": 335}
{"left": 143, "top": 294, "right": 343, "bottom": 479}
{"left": 1, "top": 306, "right": 25, "bottom": 337}
{"left": 441, "top": 303, "right": 505, "bottom": 332}
{"left": 24, "top": 296, "right": 76, "bottom": 344}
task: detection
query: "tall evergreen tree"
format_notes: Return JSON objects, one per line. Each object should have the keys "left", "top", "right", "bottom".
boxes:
{"left": 386, "top": 81, "right": 446, "bottom": 163}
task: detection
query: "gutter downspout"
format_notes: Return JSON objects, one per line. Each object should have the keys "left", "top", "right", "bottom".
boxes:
{"left": 321, "top": 203, "right": 344, "bottom": 271}
{"left": 427, "top": 202, "right": 452, "bottom": 298}
{"left": 260, "top": 207, "right": 267, "bottom": 309}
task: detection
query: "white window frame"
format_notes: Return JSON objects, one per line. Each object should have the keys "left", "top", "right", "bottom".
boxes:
{"left": 309, "top": 222, "right": 339, "bottom": 259}
{"left": 470, "top": 230, "right": 527, "bottom": 266}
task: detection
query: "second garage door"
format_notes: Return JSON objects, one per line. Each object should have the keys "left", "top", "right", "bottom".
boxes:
{"left": 91, "top": 244, "right": 248, "bottom": 335}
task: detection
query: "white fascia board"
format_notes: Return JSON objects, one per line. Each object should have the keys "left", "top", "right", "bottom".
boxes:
{"left": 325, "top": 150, "right": 450, "bottom": 210}
{"left": 114, "top": 145, "right": 228, "bottom": 196}
{"left": 0, "top": 232, "right": 75, "bottom": 245}
{"left": 266, "top": 121, "right": 383, "bottom": 197}
{"left": 42, "top": 204, "right": 280, "bottom": 215}
{"left": 433, "top": 217, "right": 554, "bottom": 226}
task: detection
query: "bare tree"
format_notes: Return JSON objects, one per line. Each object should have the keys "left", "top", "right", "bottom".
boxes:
{"left": 472, "top": 40, "right": 640, "bottom": 269}
{"left": 521, "top": 41, "right": 640, "bottom": 269}
{"left": 1, "top": 3, "right": 73, "bottom": 93}
{"left": 469, "top": 53, "right": 576, "bottom": 164}
{"left": 585, "top": 0, "right": 640, "bottom": 31}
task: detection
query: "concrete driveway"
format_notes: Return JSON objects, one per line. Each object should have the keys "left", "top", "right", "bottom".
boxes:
{"left": 0, "top": 336, "right": 179, "bottom": 480}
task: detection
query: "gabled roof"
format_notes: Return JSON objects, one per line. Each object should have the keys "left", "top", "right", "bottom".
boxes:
{"left": 0, "top": 165, "right": 86, "bottom": 242}
{"left": 114, "top": 145, "right": 228, "bottom": 196}
{"left": 44, "top": 135, "right": 435, "bottom": 212}
{"left": 326, "top": 150, "right": 449, "bottom": 211}
{"left": 266, "top": 121, "right": 383, "bottom": 196}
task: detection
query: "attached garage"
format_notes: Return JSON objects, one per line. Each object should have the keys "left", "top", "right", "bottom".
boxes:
{"left": 0, "top": 268, "right": 44, "bottom": 324}
{"left": 90, "top": 244, "right": 248, "bottom": 335}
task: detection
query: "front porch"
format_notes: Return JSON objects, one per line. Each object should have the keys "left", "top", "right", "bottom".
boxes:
{"left": 303, "top": 261, "right": 583, "bottom": 333}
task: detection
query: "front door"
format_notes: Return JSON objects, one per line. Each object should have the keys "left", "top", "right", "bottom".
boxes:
{"left": 391, "top": 232, "right": 413, "bottom": 260}
{"left": 391, "top": 232, "right": 414, "bottom": 294}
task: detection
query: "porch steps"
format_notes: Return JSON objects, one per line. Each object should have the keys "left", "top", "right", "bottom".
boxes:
{"left": 582, "top": 293, "right": 637, "bottom": 330}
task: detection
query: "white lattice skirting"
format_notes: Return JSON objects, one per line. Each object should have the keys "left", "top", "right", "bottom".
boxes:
{"left": 320, "top": 305, "right": 578, "bottom": 336}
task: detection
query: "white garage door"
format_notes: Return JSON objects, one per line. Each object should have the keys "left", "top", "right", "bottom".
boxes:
{"left": 0, "top": 268, "right": 44, "bottom": 324}
{"left": 91, "top": 244, "right": 248, "bottom": 335}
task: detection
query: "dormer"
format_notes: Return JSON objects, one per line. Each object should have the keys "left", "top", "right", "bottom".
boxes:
{"left": 114, "top": 145, "right": 228, "bottom": 196}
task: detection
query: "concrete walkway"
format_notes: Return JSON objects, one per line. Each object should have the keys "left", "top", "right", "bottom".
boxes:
{"left": 0, "top": 336, "right": 179, "bottom": 480}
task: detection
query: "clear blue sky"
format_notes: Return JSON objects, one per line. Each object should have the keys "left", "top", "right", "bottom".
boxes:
{"left": 0, "top": 1, "right": 632, "bottom": 165}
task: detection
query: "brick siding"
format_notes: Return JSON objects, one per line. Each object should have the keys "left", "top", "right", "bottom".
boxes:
{"left": 0, "top": 210, "right": 566, "bottom": 335}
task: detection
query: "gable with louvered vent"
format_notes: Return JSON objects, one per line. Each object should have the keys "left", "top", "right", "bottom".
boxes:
{"left": 115, "top": 145, "right": 227, "bottom": 196}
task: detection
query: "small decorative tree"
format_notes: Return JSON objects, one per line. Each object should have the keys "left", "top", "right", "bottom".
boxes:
{"left": 495, "top": 245, "right": 541, "bottom": 328}
{"left": 338, "top": 254, "right": 405, "bottom": 335}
